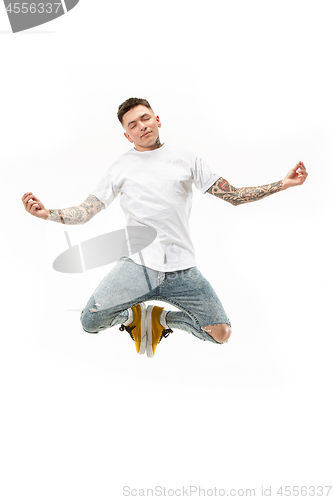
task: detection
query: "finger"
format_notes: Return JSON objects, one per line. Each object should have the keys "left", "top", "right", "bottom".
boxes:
{"left": 27, "top": 200, "right": 39, "bottom": 212}
{"left": 24, "top": 195, "right": 40, "bottom": 208}
{"left": 23, "top": 193, "right": 37, "bottom": 203}
{"left": 29, "top": 200, "right": 39, "bottom": 207}
{"left": 23, "top": 196, "right": 33, "bottom": 209}
{"left": 22, "top": 193, "right": 33, "bottom": 203}
{"left": 21, "top": 192, "right": 32, "bottom": 201}
{"left": 26, "top": 200, "right": 35, "bottom": 211}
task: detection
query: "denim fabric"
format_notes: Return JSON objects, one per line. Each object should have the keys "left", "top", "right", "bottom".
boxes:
{"left": 80, "top": 257, "right": 231, "bottom": 344}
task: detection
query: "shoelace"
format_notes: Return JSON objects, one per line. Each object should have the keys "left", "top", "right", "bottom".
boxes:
{"left": 158, "top": 328, "right": 173, "bottom": 344}
{"left": 119, "top": 324, "right": 135, "bottom": 341}
{"left": 120, "top": 324, "right": 173, "bottom": 344}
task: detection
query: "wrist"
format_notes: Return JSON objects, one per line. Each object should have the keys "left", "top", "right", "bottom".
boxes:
{"left": 280, "top": 179, "right": 289, "bottom": 191}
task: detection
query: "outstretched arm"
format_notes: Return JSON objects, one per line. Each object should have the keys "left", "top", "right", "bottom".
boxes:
{"left": 22, "top": 193, "right": 105, "bottom": 224}
{"left": 206, "top": 161, "right": 308, "bottom": 206}
{"left": 47, "top": 194, "right": 105, "bottom": 224}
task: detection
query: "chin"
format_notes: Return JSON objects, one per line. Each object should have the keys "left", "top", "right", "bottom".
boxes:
{"left": 144, "top": 137, "right": 156, "bottom": 146}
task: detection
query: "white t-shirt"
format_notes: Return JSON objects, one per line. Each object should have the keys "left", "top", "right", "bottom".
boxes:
{"left": 90, "top": 143, "right": 221, "bottom": 272}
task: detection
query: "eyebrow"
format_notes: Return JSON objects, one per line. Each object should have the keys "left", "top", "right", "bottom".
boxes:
{"left": 127, "top": 113, "right": 151, "bottom": 127}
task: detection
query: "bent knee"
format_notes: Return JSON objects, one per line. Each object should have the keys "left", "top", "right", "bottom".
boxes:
{"left": 202, "top": 323, "right": 232, "bottom": 343}
{"left": 80, "top": 310, "right": 99, "bottom": 334}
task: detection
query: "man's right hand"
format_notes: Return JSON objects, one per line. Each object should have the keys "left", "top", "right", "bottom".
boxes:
{"left": 22, "top": 192, "right": 49, "bottom": 220}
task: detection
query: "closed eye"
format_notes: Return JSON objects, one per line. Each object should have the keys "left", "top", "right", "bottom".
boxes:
{"left": 131, "top": 118, "right": 149, "bottom": 128}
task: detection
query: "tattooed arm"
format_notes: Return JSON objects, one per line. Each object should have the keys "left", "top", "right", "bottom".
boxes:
{"left": 206, "top": 161, "right": 308, "bottom": 206}
{"left": 206, "top": 177, "right": 284, "bottom": 205}
{"left": 22, "top": 192, "right": 105, "bottom": 224}
{"left": 46, "top": 195, "right": 105, "bottom": 224}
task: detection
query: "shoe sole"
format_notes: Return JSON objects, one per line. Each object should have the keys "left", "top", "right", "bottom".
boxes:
{"left": 138, "top": 303, "right": 147, "bottom": 355}
{"left": 146, "top": 305, "right": 154, "bottom": 358}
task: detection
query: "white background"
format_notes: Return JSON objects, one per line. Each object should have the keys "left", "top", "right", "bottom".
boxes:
{"left": 1, "top": 1, "right": 332, "bottom": 499}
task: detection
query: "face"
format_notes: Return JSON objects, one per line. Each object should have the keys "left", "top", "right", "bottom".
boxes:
{"left": 122, "top": 105, "right": 162, "bottom": 151}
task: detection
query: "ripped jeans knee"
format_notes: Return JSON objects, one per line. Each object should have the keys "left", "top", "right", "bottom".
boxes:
{"left": 202, "top": 323, "right": 232, "bottom": 344}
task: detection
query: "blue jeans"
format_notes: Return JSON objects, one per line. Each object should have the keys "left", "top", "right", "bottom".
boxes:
{"left": 80, "top": 257, "right": 231, "bottom": 344}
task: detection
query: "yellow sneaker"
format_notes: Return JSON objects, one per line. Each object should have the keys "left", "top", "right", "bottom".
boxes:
{"left": 119, "top": 303, "right": 147, "bottom": 355}
{"left": 146, "top": 305, "right": 173, "bottom": 358}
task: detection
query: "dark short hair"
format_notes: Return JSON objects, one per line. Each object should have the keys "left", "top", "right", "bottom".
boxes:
{"left": 117, "top": 97, "right": 153, "bottom": 125}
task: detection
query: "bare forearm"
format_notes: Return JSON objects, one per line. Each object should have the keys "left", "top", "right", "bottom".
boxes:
{"left": 207, "top": 177, "right": 285, "bottom": 206}
{"left": 46, "top": 195, "right": 105, "bottom": 224}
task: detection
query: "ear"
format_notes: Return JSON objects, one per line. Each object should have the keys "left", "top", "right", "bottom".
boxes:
{"left": 124, "top": 132, "right": 133, "bottom": 143}
{"left": 156, "top": 115, "right": 162, "bottom": 128}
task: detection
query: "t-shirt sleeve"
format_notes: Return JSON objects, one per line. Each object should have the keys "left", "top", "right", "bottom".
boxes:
{"left": 192, "top": 156, "right": 221, "bottom": 194}
{"left": 89, "top": 165, "right": 119, "bottom": 208}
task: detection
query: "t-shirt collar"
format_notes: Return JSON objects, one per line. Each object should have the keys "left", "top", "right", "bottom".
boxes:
{"left": 133, "top": 143, "right": 166, "bottom": 153}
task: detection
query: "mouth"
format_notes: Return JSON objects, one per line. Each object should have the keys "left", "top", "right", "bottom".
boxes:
{"left": 141, "top": 131, "right": 151, "bottom": 138}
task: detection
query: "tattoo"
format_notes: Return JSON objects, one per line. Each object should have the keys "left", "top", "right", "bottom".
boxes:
{"left": 81, "top": 194, "right": 104, "bottom": 220}
{"left": 48, "top": 209, "right": 62, "bottom": 223}
{"left": 206, "top": 177, "right": 284, "bottom": 206}
{"left": 47, "top": 195, "right": 105, "bottom": 225}
{"left": 58, "top": 209, "right": 65, "bottom": 224}
{"left": 155, "top": 136, "right": 162, "bottom": 149}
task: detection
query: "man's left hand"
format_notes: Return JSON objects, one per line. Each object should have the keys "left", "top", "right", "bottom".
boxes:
{"left": 282, "top": 161, "right": 308, "bottom": 190}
